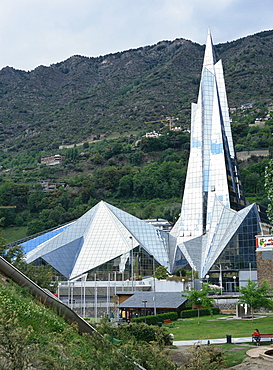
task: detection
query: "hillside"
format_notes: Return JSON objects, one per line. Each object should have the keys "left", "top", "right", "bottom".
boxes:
{"left": 0, "top": 30, "right": 273, "bottom": 152}
{"left": 1, "top": 30, "right": 273, "bottom": 241}
{"left": 0, "top": 271, "right": 177, "bottom": 369}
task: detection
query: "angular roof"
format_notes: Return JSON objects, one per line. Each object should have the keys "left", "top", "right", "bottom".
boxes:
{"left": 25, "top": 201, "right": 173, "bottom": 280}
{"left": 118, "top": 291, "right": 188, "bottom": 309}
{"left": 176, "top": 200, "right": 259, "bottom": 277}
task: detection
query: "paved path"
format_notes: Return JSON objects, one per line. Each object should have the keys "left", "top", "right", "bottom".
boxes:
{"left": 173, "top": 336, "right": 269, "bottom": 346}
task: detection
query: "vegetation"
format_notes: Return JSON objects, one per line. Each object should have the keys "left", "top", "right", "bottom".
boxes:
{"left": 1, "top": 31, "right": 273, "bottom": 242}
{"left": 237, "top": 279, "right": 273, "bottom": 320}
{"left": 164, "top": 314, "right": 273, "bottom": 341}
{"left": 1, "top": 30, "right": 273, "bottom": 153}
{"left": 185, "top": 345, "right": 225, "bottom": 370}
{"left": 133, "top": 312, "right": 178, "bottom": 325}
{"left": 1, "top": 271, "right": 272, "bottom": 369}
{"left": 0, "top": 115, "right": 272, "bottom": 243}
{"left": 0, "top": 275, "right": 179, "bottom": 369}
{"left": 0, "top": 236, "right": 57, "bottom": 292}
{"left": 265, "top": 159, "right": 273, "bottom": 222}
{"left": 182, "top": 284, "right": 216, "bottom": 324}
{"left": 153, "top": 265, "right": 170, "bottom": 280}
{"left": 180, "top": 307, "right": 220, "bottom": 319}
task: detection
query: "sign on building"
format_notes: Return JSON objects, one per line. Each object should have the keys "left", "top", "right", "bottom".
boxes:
{"left": 256, "top": 235, "right": 273, "bottom": 249}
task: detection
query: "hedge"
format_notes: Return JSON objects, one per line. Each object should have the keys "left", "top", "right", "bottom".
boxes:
{"left": 180, "top": 307, "right": 220, "bottom": 318}
{"left": 132, "top": 312, "right": 178, "bottom": 325}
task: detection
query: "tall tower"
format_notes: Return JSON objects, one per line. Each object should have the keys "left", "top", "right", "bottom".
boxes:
{"left": 170, "top": 30, "right": 252, "bottom": 278}
{"left": 176, "top": 29, "right": 245, "bottom": 243}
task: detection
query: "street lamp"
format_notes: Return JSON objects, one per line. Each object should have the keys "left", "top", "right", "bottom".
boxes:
{"left": 142, "top": 299, "right": 147, "bottom": 323}
{"left": 182, "top": 278, "right": 185, "bottom": 291}
{"left": 205, "top": 274, "right": 209, "bottom": 284}
{"left": 196, "top": 298, "right": 202, "bottom": 325}
{"left": 129, "top": 236, "right": 133, "bottom": 291}
{"left": 233, "top": 276, "right": 236, "bottom": 292}
{"left": 150, "top": 254, "right": 156, "bottom": 315}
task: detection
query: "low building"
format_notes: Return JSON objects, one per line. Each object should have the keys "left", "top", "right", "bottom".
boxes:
{"left": 37, "top": 180, "right": 66, "bottom": 192}
{"left": 40, "top": 154, "right": 65, "bottom": 166}
{"left": 118, "top": 291, "right": 188, "bottom": 319}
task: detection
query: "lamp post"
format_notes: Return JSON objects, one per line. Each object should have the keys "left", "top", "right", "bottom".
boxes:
{"left": 182, "top": 278, "right": 185, "bottom": 291}
{"left": 142, "top": 299, "right": 147, "bottom": 323}
{"left": 129, "top": 236, "right": 133, "bottom": 291}
{"left": 219, "top": 264, "right": 223, "bottom": 295}
{"left": 150, "top": 254, "right": 156, "bottom": 315}
{"left": 233, "top": 276, "right": 236, "bottom": 292}
{"left": 205, "top": 274, "right": 209, "bottom": 284}
{"left": 196, "top": 297, "right": 202, "bottom": 325}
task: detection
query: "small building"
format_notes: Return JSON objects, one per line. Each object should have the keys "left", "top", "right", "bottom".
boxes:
{"left": 37, "top": 180, "right": 66, "bottom": 192}
{"left": 241, "top": 102, "right": 255, "bottom": 110}
{"left": 144, "top": 131, "right": 162, "bottom": 138}
{"left": 118, "top": 291, "right": 188, "bottom": 319}
{"left": 40, "top": 154, "right": 65, "bottom": 166}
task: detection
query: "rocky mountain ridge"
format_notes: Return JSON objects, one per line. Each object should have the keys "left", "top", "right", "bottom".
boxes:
{"left": 0, "top": 30, "right": 273, "bottom": 152}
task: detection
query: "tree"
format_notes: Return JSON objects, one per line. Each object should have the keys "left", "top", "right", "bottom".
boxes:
{"left": 265, "top": 159, "right": 273, "bottom": 222}
{"left": 26, "top": 219, "right": 45, "bottom": 236}
{"left": 153, "top": 266, "right": 169, "bottom": 280}
{"left": 0, "top": 238, "right": 57, "bottom": 292}
{"left": 238, "top": 279, "right": 273, "bottom": 320}
{"left": 183, "top": 284, "right": 215, "bottom": 324}
{"left": 0, "top": 231, "right": 25, "bottom": 265}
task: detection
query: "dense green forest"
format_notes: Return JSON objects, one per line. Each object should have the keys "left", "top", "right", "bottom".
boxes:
{"left": 1, "top": 102, "right": 273, "bottom": 242}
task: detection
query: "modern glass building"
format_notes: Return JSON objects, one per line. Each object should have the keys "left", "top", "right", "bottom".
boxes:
{"left": 22, "top": 30, "right": 271, "bottom": 284}
{"left": 170, "top": 29, "right": 271, "bottom": 279}
{"left": 24, "top": 200, "right": 176, "bottom": 280}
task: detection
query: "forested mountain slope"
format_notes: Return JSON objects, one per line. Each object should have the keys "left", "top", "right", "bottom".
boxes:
{"left": 0, "top": 30, "right": 273, "bottom": 152}
{"left": 1, "top": 30, "right": 273, "bottom": 241}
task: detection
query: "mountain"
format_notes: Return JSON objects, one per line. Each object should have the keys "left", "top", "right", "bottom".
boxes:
{"left": 1, "top": 29, "right": 273, "bottom": 152}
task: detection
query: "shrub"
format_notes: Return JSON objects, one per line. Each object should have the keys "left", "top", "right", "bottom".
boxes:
{"left": 186, "top": 345, "right": 226, "bottom": 369}
{"left": 180, "top": 307, "right": 220, "bottom": 319}
{"left": 132, "top": 312, "right": 178, "bottom": 325}
{"left": 96, "top": 320, "right": 171, "bottom": 346}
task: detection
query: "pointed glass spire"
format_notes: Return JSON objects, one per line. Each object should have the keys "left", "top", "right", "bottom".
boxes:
{"left": 203, "top": 28, "right": 217, "bottom": 70}
{"left": 172, "top": 30, "right": 246, "bottom": 245}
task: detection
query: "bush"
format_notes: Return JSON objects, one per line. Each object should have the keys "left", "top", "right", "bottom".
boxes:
{"left": 118, "top": 322, "right": 171, "bottom": 345}
{"left": 132, "top": 312, "right": 178, "bottom": 325}
{"left": 186, "top": 345, "right": 225, "bottom": 369}
{"left": 96, "top": 320, "right": 171, "bottom": 346}
{"left": 180, "top": 307, "right": 220, "bottom": 319}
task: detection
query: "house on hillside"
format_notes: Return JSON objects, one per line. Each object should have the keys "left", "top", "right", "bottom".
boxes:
{"left": 40, "top": 154, "right": 65, "bottom": 166}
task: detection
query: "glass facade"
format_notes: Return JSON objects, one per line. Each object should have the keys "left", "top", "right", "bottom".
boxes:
{"left": 171, "top": 29, "right": 266, "bottom": 278}
{"left": 25, "top": 200, "right": 174, "bottom": 280}
{"left": 212, "top": 205, "right": 261, "bottom": 270}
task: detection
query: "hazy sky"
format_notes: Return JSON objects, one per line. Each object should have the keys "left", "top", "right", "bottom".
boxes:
{"left": 0, "top": 0, "right": 272, "bottom": 71}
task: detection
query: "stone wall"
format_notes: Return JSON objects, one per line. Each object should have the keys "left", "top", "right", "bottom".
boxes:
{"left": 256, "top": 248, "right": 273, "bottom": 286}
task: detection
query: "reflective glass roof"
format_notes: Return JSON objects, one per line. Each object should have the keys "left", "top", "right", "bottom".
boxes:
{"left": 25, "top": 201, "right": 173, "bottom": 279}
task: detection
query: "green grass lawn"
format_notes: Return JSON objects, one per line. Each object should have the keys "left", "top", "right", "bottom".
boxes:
{"left": 3, "top": 226, "right": 27, "bottom": 243}
{"left": 164, "top": 314, "right": 273, "bottom": 341}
